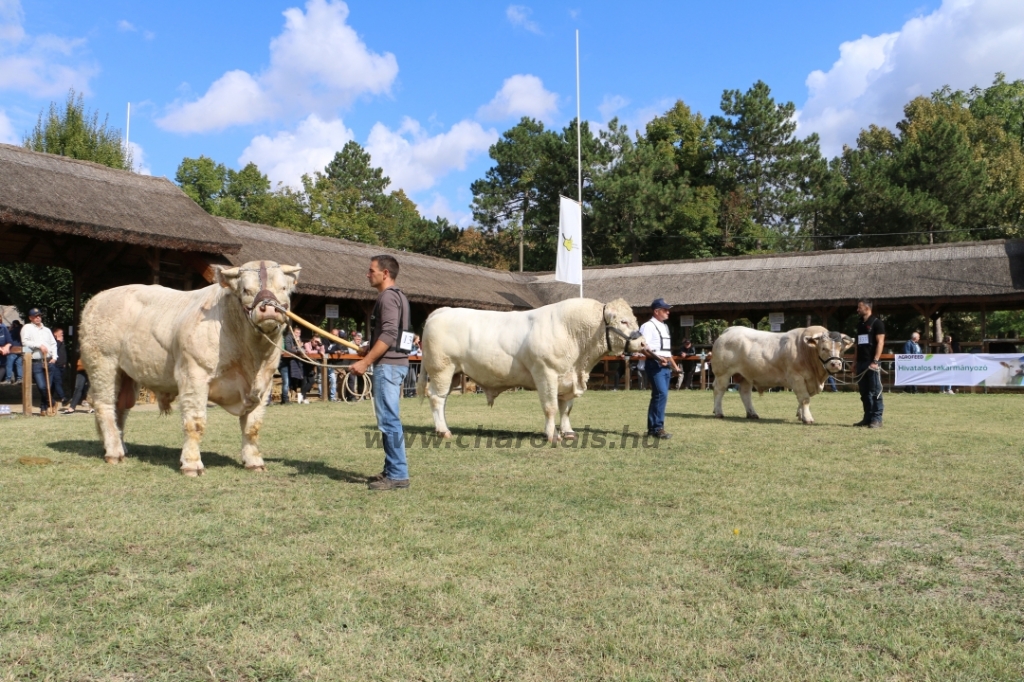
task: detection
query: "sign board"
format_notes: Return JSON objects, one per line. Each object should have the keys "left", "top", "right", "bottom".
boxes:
{"left": 770, "top": 323, "right": 782, "bottom": 332}
{"left": 679, "top": 315, "right": 694, "bottom": 327}
{"left": 325, "top": 304, "right": 339, "bottom": 319}
{"left": 768, "top": 312, "right": 785, "bottom": 326}
{"left": 896, "top": 353, "right": 1024, "bottom": 387}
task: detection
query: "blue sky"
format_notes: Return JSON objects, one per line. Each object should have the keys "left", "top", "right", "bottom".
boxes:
{"left": 3, "top": 0, "right": 1024, "bottom": 225}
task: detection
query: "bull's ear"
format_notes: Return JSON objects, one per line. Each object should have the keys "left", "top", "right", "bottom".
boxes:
{"left": 217, "top": 266, "right": 241, "bottom": 289}
{"left": 842, "top": 334, "right": 856, "bottom": 350}
{"left": 804, "top": 335, "right": 819, "bottom": 346}
{"left": 280, "top": 264, "right": 301, "bottom": 284}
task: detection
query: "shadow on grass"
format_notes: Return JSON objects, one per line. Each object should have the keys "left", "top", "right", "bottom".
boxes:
{"left": 264, "top": 458, "right": 370, "bottom": 483}
{"left": 48, "top": 440, "right": 244, "bottom": 472}
{"left": 667, "top": 412, "right": 790, "bottom": 424}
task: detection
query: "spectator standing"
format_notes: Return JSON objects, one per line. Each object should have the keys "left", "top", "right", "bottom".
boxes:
{"left": 676, "top": 337, "right": 697, "bottom": 390}
{"left": 639, "top": 298, "right": 678, "bottom": 439}
{"left": 20, "top": 308, "right": 57, "bottom": 415}
{"left": 50, "top": 327, "right": 68, "bottom": 407}
{"left": 62, "top": 357, "right": 91, "bottom": 414}
{"left": 854, "top": 299, "right": 885, "bottom": 428}
{"left": 302, "top": 335, "right": 325, "bottom": 399}
{"left": 902, "top": 331, "right": 922, "bottom": 394}
{"left": 274, "top": 326, "right": 302, "bottom": 404}
{"left": 6, "top": 319, "right": 23, "bottom": 383}
{"left": 940, "top": 335, "right": 956, "bottom": 394}
{"left": 325, "top": 328, "right": 347, "bottom": 401}
{"left": 349, "top": 255, "right": 413, "bottom": 490}
{"left": 0, "top": 319, "right": 12, "bottom": 381}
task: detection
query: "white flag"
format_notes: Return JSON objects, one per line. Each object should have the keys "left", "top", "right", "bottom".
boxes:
{"left": 556, "top": 195, "right": 582, "bottom": 286}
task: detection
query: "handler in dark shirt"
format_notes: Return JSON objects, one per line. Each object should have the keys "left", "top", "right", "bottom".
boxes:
{"left": 51, "top": 327, "right": 68, "bottom": 406}
{"left": 854, "top": 299, "right": 885, "bottom": 428}
{"left": 349, "top": 255, "right": 413, "bottom": 490}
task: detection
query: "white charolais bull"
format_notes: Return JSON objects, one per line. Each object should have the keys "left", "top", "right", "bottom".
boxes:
{"left": 80, "top": 261, "right": 301, "bottom": 475}
{"left": 417, "top": 298, "right": 645, "bottom": 442}
{"left": 711, "top": 326, "right": 854, "bottom": 424}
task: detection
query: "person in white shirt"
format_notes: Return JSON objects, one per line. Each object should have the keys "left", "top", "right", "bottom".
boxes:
{"left": 20, "top": 307, "right": 58, "bottom": 415}
{"left": 639, "top": 298, "right": 678, "bottom": 439}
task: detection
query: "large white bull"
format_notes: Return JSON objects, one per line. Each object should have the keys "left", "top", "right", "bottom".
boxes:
{"left": 80, "top": 260, "right": 301, "bottom": 475}
{"left": 711, "top": 325, "right": 854, "bottom": 423}
{"left": 417, "top": 298, "right": 645, "bottom": 442}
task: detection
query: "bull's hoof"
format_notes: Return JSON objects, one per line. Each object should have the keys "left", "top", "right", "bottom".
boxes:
{"left": 245, "top": 464, "right": 267, "bottom": 472}
{"left": 104, "top": 455, "right": 125, "bottom": 464}
{"left": 713, "top": 413, "right": 724, "bottom": 419}
{"left": 438, "top": 430, "right": 453, "bottom": 440}
{"left": 746, "top": 414, "right": 760, "bottom": 420}
{"left": 180, "top": 467, "right": 205, "bottom": 477}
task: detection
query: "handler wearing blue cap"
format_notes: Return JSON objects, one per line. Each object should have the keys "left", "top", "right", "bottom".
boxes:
{"left": 639, "top": 298, "right": 678, "bottom": 439}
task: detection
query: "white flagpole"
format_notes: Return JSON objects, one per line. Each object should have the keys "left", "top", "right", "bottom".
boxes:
{"left": 576, "top": 30, "right": 583, "bottom": 298}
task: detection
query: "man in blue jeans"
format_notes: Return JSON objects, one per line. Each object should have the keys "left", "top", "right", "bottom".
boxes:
{"left": 639, "top": 298, "right": 678, "bottom": 439}
{"left": 854, "top": 299, "right": 885, "bottom": 428}
{"left": 349, "top": 255, "right": 413, "bottom": 490}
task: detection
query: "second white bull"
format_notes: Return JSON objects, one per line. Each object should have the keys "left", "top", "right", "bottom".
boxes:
{"left": 417, "top": 298, "right": 645, "bottom": 442}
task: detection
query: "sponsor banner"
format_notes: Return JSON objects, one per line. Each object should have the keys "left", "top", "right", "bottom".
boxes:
{"left": 895, "top": 353, "right": 1024, "bottom": 387}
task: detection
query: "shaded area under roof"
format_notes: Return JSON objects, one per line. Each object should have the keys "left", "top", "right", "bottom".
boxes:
{"left": 0, "top": 144, "right": 240, "bottom": 255}
{"left": 217, "top": 218, "right": 543, "bottom": 311}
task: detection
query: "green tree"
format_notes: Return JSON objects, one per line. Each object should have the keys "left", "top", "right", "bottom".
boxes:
{"left": 23, "top": 89, "right": 132, "bottom": 170}
{"left": 176, "top": 156, "right": 228, "bottom": 213}
{"left": 710, "top": 81, "right": 823, "bottom": 247}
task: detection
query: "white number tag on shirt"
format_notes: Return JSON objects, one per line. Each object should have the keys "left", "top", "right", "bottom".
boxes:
{"left": 398, "top": 331, "right": 415, "bottom": 352}
{"left": 857, "top": 334, "right": 869, "bottom": 345}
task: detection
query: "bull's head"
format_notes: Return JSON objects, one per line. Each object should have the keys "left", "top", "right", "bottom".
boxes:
{"left": 604, "top": 298, "right": 646, "bottom": 354}
{"left": 218, "top": 261, "right": 302, "bottom": 333}
{"left": 805, "top": 330, "right": 854, "bottom": 374}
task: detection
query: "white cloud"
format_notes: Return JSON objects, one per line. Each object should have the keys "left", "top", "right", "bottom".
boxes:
{"left": 239, "top": 114, "right": 355, "bottom": 189}
{"left": 798, "top": 0, "right": 1024, "bottom": 157}
{"left": 419, "top": 194, "right": 473, "bottom": 227}
{"left": 158, "top": 0, "right": 397, "bottom": 133}
{"left": 477, "top": 74, "right": 558, "bottom": 122}
{"left": 507, "top": 5, "right": 542, "bottom": 34}
{"left": 0, "top": 0, "right": 97, "bottom": 97}
{"left": 598, "top": 94, "right": 629, "bottom": 122}
{"left": 126, "top": 141, "right": 151, "bottom": 175}
{"left": 365, "top": 117, "right": 497, "bottom": 194}
{"left": 0, "top": 108, "right": 17, "bottom": 144}
{"left": 117, "top": 20, "right": 136, "bottom": 32}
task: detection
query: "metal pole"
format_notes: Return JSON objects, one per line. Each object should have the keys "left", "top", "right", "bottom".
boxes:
{"left": 576, "top": 29, "right": 583, "bottom": 299}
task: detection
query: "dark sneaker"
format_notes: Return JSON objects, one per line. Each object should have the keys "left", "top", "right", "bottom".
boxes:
{"left": 853, "top": 419, "right": 870, "bottom": 427}
{"left": 366, "top": 471, "right": 386, "bottom": 483}
{"left": 649, "top": 429, "right": 672, "bottom": 439}
{"left": 368, "top": 477, "right": 409, "bottom": 491}
{"left": 868, "top": 420, "right": 883, "bottom": 429}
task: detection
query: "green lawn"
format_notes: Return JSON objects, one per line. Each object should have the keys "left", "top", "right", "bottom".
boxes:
{"left": 1, "top": 389, "right": 1022, "bottom": 681}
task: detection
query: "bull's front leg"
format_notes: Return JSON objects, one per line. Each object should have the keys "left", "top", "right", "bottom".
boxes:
{"left": 239, "top": 404, "right": 268, "bottom": 471}
{"left": 534, "top": 370, "right": 561, "bottom": 443}
{"left": 177, "top": 374, "right": 211, "bottom": 477}
{"left": 794, "top": 385, "right": 815, "bottom": 424}
{"left": 737, "top": 379, "right": 759, "bottom": 419}
{"left": 557, "top": 395, "right": 575, "bottom": 438}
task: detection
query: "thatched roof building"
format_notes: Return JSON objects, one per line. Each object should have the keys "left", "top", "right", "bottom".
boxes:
{"left": 218, "top": 218, "right": 542, "bottom": 315}
{"left": 530, "top": 240, "right": 1024, "bottom": 317}
{"left": 0, "top": 144, "right": 240, "bottom": 259}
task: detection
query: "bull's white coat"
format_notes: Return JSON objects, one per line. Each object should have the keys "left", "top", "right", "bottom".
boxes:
{"left": 80, "top": 261, "right": 300, "bottom": 475}
{"left": 417, "top": 298, "right": 645, "bottom": 442}
{"left": 711, "top": 325, "right": 853, "bottom": 423}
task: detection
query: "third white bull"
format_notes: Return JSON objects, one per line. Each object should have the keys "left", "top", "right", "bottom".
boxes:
{"left": 711, "top": 326, "right": 854, "bottom": 423}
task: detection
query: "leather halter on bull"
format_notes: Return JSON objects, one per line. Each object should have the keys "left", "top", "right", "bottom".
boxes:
{"left": 241, "top": 261, "right": 285, "bottom": 318}
{"left": 603, "top": 303, "right": 643, "bottom": 354}
{"left": 819, "top": 331, "right": 847, "bottom": 375}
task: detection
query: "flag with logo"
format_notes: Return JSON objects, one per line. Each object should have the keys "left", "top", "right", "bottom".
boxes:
{"left": 556, "top": 195, "right": 582, "bottom": 286}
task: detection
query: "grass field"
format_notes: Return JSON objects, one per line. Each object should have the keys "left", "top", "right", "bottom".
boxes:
{"left": 1, "top": 388, "right": 1023, "bottom": 681}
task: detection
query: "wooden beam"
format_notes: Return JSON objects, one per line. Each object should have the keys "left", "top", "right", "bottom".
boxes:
{"left": 17, "top": 236, "right": 40, "bottom": 261}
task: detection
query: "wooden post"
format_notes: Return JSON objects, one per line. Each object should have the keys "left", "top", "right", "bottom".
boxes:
{"left": 320, "top": 355, "right": 328, "bottom": 402}
{"left": 22, "top": 351, "right": 32, "bottom": 416}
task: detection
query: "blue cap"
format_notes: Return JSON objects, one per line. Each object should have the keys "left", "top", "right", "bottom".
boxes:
{"left": 26, "top": 307, "right": 42, "bottom": 318}
{"left": 651, "top": 298, "right": 672, "bottom": 310}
